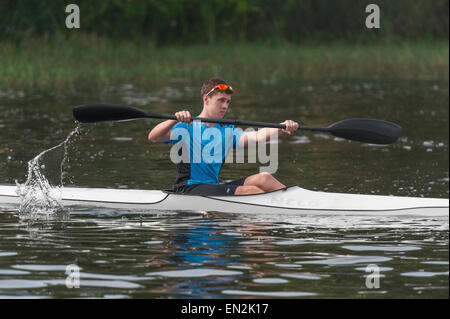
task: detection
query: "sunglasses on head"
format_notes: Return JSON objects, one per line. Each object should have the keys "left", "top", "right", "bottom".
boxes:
{"left": 205, "top": 84, "right": 234, "bottom": 97}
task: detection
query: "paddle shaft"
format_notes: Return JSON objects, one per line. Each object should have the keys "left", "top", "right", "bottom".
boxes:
{"left": 145, "top": 112, "right": 328, "bottom": 132}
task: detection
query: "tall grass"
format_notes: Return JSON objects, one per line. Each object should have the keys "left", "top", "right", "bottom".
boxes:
{"left": 0, "top": 36, "right": 448, "bottom": 93}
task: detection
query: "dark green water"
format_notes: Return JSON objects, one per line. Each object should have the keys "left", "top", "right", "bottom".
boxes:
{"left": 0, "top": 80, "right": 448, "bottom": 298}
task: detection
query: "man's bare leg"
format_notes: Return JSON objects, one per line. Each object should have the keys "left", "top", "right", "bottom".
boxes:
{"left": 234, "top": 173, "right": 286, "bottom": 195}
{"left": 234, "top": 185, "right": 264, "bottom": 195}
{"left": 243, "top": 172, "right": 286, "bottom": 192}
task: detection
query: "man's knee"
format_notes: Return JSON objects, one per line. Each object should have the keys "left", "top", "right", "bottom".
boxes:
{"left": 259, "top": 172, "right": 274, "bottom": 183}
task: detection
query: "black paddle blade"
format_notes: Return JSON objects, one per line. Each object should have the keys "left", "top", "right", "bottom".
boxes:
{"left": 73, "top": 104, "right": 149, "bottom": 123}
{"left": 327, "top": 118, "right": 402, "bottom": 145}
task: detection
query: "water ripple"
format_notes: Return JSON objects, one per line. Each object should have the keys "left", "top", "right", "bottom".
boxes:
{"left": 342, "top": 245, "right": 421, "bottom": 252}
{"left": 299, "top": 256, "right": 392, "bottom": 265}
{"left": 146, "top": 268, "right": 243, "bottom": 278}
{"left": 222, "top": 290, "right": 317, "bottom": 297}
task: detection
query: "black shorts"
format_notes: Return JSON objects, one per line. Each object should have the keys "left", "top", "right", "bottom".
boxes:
{"left": 174, "top": 177, "right": 247, "bottom": 196}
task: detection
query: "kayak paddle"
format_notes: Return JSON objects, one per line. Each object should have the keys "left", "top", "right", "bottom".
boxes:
{"left": 73, "top": 104, "right": 402, "bottom": 145}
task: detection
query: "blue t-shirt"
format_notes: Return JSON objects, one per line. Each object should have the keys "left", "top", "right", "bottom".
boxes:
{"left": 165, "top": 121, "right": 243, "bottom": 187}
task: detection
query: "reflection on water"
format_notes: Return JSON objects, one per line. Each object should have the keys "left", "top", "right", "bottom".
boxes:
{"left": 0, "top": 209, "right": 447, "bottom": 298}
{"left": 0, "top": 80, "right": 448, "bottom": 298}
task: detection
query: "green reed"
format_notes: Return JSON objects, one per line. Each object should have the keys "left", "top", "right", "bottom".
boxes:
{"left": 0, "top": 36, "right": 448, "bottom": 94}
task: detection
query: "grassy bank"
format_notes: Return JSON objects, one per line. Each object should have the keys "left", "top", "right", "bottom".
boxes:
{"left": 0, "top": 36, "right": 448, "bottom": 93}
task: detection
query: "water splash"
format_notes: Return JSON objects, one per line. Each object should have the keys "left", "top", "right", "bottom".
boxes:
{"left": 15, "top": 126, "right": 81, "bottom": 219}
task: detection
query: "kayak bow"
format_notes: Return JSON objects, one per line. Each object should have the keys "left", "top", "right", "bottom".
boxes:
{"left": 0, "top": 185, "right": 448, "bottom": 216}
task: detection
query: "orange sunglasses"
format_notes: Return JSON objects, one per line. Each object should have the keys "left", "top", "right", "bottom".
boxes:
{"left": 205, "top": 84, "right": 234, "bottom": 97}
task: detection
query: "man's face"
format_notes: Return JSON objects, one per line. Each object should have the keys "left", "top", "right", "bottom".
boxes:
{"left": 204, "top": 92, "right": 232, "bottom": 118}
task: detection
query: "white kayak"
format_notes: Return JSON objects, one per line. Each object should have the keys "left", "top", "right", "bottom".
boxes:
{"left": 0, "top": 184, "right": 448, "bottom": 216}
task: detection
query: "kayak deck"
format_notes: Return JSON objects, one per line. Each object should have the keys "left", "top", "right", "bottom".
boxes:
{"left": 0, "top": 184, "right": 448, "bottom": 216}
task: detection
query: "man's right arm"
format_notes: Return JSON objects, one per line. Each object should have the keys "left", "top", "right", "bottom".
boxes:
{"left": 237, "top": 120, "right": 299, "bottom": 147}
{"left": 148, "top": 110, "right": 191, "bottom": 143}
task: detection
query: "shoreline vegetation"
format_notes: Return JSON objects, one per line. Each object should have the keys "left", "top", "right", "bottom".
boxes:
{"left": 0, "top": 36, "right": 448, "bottom": 94}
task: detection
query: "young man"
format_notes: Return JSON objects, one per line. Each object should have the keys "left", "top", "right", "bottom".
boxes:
{"left": 148, "top": 78, "right": 299, "bottom": 195}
